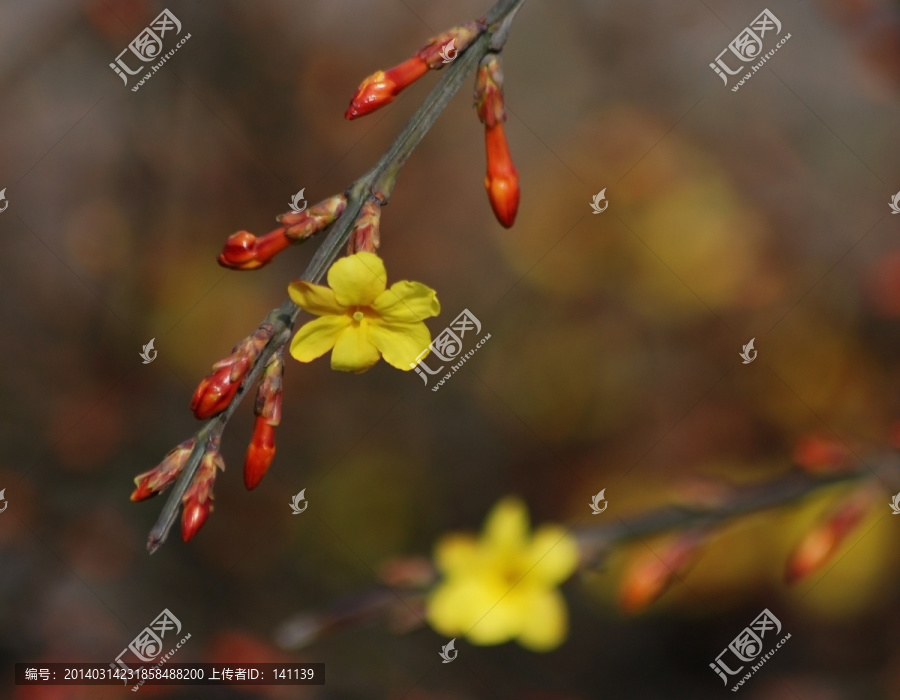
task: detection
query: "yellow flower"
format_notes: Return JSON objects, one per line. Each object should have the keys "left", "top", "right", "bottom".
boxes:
{"left": 426, "top": 497, "right": 579, "bottom": 652}
{"left": 287, "top": 252, "right": 440, "bottom": 373}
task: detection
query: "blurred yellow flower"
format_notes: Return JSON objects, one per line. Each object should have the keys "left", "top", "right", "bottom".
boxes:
{"left": 426, "top": 497, "right": 579, "bottom": 651}
{"left": 287, "top": 252, "right": 440, "bottom": 373}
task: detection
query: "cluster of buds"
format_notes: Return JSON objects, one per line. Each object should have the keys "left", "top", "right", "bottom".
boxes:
{"left": 618, "top": 531, "right": 702, "bottom": 612}
{"left": 218, "top": 194, "right": 347, "bottom": 270}
{"left": 191, "top": 323, "right": 276, "bottom": 420}
{"left": 345, "top": 19, "right": 486, "bottom": 120}
{"left": 475, "top": 53, "right": 519, "bottom": 228}
{"left": 244, "top": 347, "right": 284, "bottom": 490}
{"left": 181, "top": 439, "right": 226, "bottom": 542}
{"left": 130, "top": 438, "right": 196, "bottom": 502}
{"left": 346, "top": 199, "right": 382, "bottom": 254}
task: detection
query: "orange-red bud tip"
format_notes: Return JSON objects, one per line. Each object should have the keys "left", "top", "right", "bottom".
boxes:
{"left": 218, "top": 228, "right": 291, "bottom": 270}
{"left": 244, "top": 416, "right": 276, "bottom": 490}
{"left": 130, "top": 476, "right": 157, "bottom": 502}
{"left": 345, "top": 57, "right": 428, "bottom": 120}
{"left": 484, "top": 123, "right": 519, "bottom": 228}
{"left": 181, "top": 500, "right": 211, "bottom": 542}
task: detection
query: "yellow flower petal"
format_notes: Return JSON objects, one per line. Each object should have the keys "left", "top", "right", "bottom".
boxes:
{"left": 433, "top": 534, "right": 480, "bottom": 574}
{"left": 367, "top": 319, "right": 432, "bottom": 371}
{"left": 465, "top": 585, "right": 527, "bottom": 646}
{"left": 483, "top": 497, "right": 529, "bottom": 553}
{"left": 290, "top": 315, "right": 350, "bottom": 363}
{"left": 516, "top": 589, "right": 568, "bottom": 651}
{"left": 288, "top": 280, "right": 345, "bottom": 316}
{"left": 426, "top": 581, "right": 470, "bottom": 636}
{"left": 330, "top": 320, "right": 380, "bottom": 372}
{"left": 327, "top": 252, "right": 387, "bottom": 307}
{"left": 372, "top": 281, "right": 440, "bottom": 323}
{"left": 526, "top": 526, "right": 579, "bottom": 586}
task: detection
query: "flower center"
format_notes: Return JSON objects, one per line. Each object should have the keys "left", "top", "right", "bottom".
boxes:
{"left": 352, "top": 310, "right": 365, "bottom": 322}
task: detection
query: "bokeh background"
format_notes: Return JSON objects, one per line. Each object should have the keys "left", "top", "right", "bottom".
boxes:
{"left": 3, "top": 0, "right": 900, "bottom": 697}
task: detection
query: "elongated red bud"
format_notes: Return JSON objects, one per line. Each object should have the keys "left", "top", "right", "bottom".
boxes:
{"left": 219, "top": 194, "right": 346, "bottom": 270}
{"left": 191, "top": 324, "right": 275, "bottom": 419}
{"left": 245, "top": 417, "right": 276, "bottom": 491}
{"left": 244, "top": 349, "right": 284, "bottom": 490}
{"left": 484, "top": 123, "right": 519, "bottom": 228}
{"left": 181, "top": 500, "right": 211, "bottom": 543}
{"left": 131, "top": 438, "right": 196, "bottom": 501}
{"left": 344, "top": 19, "right": 486, "bottom": 120}
{"left": 345, "top": 58, "right": 428, "bottom": 120}
{"left": 218, "top": 229, "right": 291, "bottom": 270}
{"left": 475, "top": 53, "right": 519, "bottom": 228}
{"left": 180, "top": 443, "right": 224, "bottom": 543}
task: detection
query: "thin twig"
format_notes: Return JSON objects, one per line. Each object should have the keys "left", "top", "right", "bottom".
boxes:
{"left": 146, "top": 0, "right": 529, "bottom": 553}
{"left": 274, "top": 457, "right": 899, "bottom": 648}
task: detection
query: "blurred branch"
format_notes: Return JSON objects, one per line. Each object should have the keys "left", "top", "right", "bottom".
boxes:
{"left": 274, "top": 456, "right": 900, "bottom": 648}
{"left": 573, "top": 457, "right": 897, "bottom": 566}
{"left": 144, "top": 0, "right": 528, "bottom": 553}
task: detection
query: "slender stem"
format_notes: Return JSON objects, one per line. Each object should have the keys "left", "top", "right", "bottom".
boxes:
{"left": 574, "top": 461, "right": 887, "bottom": 565}
{"left": 276, "top": 459, "right": 896, "bottom": 648}
{"left": 146, "top": 0, "right": 529, "bottom": 552}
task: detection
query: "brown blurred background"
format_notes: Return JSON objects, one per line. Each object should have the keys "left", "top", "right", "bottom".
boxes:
{"left": 3, "top": 0, "right": 900, "bottom": 697}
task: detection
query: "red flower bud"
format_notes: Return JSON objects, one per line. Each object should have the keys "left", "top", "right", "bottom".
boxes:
{"left": 191, "top": 325, "right": 275, "bottom": 420}
{"left": 475, "top": 54, "right": 519, "bottom": 228}
{"left": 484, "top": 123, "right": 519, "bottom": 228}
{"left": 244, "top": 416, "right": 276, "bottom": 491}
{"left": 219, "top": 195, "right": 347, "bottom": 270}
{"left": 218, "top": 228, "right": 291, "bottom": 270}
{"left": 245, "top": 349, "right": 284, "bottom": 490}
{"left": 181, "top": 499, "right": 211, "bottom": 543}
{"left": 191, "top": 366, "right": 242, "bottom": 420}
{"left": 180, "top": 445, "right": 224, "bottom": 543}
{"left": 345, "top": 57, "right": 428, "bottom": 120}
{"left": 130, "top": 438, "right": 195, "bottom": 501}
